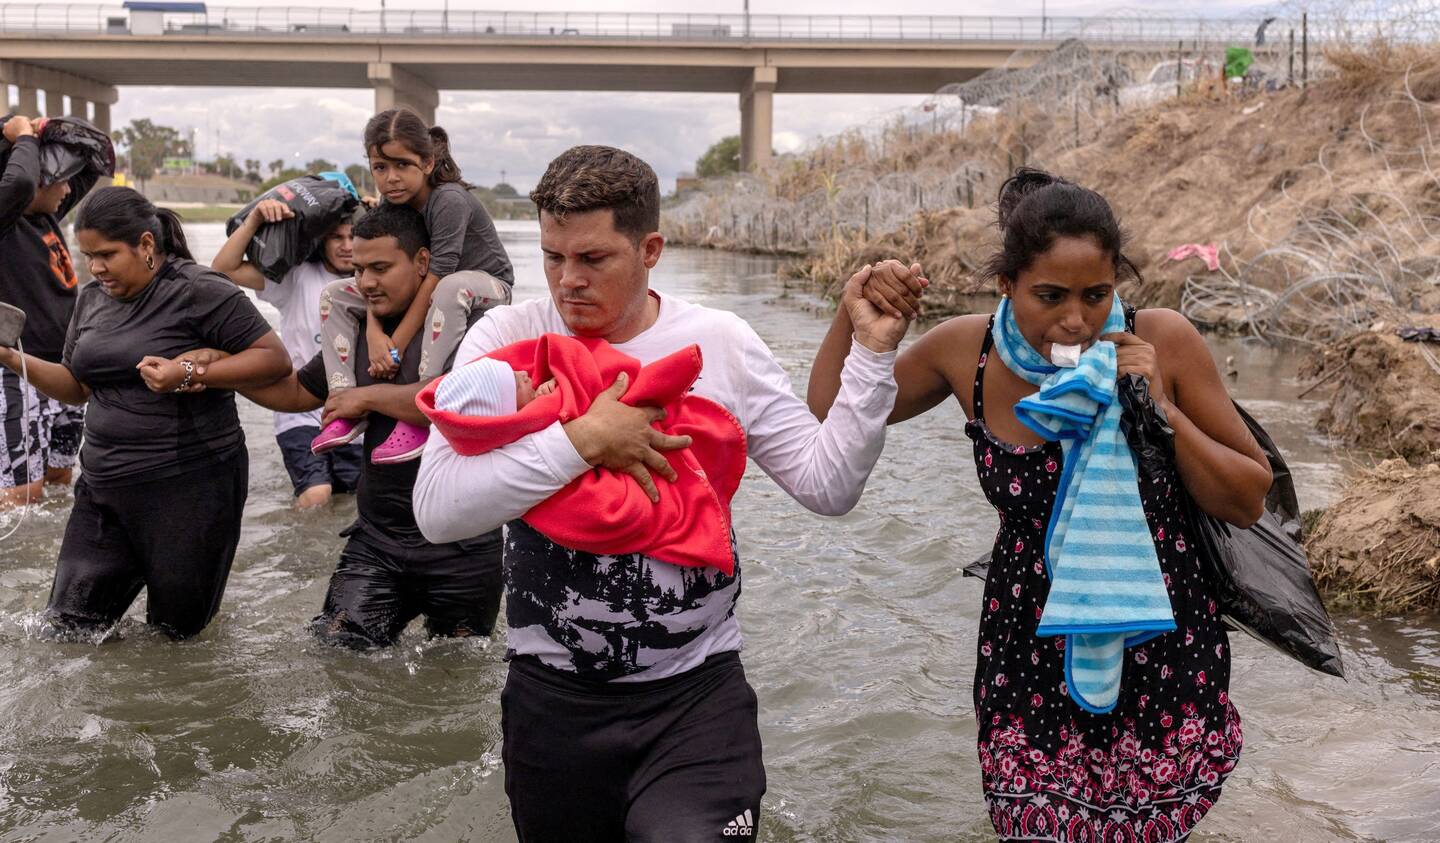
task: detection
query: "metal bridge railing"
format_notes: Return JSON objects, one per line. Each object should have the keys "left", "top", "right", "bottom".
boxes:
{"left": 0, "top": 4, "right": 1359, "bottom": 45}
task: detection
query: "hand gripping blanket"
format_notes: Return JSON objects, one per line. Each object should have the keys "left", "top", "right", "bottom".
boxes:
{"left": 989, "top": 295, "right": 1175, "bottom": 713}
{"left": 416, "top": 333, "right": 748, "bottom": 574}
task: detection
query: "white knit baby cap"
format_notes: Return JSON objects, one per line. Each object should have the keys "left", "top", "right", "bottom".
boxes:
{"left": 434, "top": 357, "right": 519, "bottom": 417}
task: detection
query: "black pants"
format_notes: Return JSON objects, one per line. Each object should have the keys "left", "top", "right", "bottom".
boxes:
{"left": 310, "top": 527, "right": 503, "bottom": 649}
{"left": 502, "top": 651, "right": 766, "bottom": 842}
{"left": 45, "top": 451, "right": 248, "bottom": 639}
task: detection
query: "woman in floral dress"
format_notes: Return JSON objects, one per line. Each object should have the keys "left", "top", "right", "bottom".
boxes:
{"left": 808, "top": 169, "right": 1272, "bottom": 841}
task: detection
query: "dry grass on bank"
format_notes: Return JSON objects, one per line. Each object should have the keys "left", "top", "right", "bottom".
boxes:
{"left": 1305, "top": 459, "right": 1440, "bottom": 613}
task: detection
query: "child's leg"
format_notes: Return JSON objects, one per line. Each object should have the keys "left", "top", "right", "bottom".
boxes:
{"left": 418, "top": 272, "right": 513, "bottom": 379}
{"left": 318, "top": 279, "right": 367, "bottom": 392}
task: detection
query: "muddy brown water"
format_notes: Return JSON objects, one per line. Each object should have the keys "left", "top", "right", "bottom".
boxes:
{"left": 1, "top": 221, "right": 1436, "bottom": 842}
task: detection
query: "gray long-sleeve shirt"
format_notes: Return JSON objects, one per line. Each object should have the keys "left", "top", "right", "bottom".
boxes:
{"left": 424, "top": 182, "right": 514, "bottom": 284}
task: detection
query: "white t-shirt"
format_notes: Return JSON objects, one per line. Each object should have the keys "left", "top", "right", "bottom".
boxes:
{"left": 256, "top": 261, "right": 341, "bottom": 435}
{"left": 413, "top": 290, "right": 898, "bottom": 680}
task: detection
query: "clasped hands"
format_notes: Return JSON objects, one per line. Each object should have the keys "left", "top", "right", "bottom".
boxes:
{"left": 843, "top": 259, "right": 929, "bottom": 353}
{"left": 136, "top": 349, "right": 228, "bottom": 394}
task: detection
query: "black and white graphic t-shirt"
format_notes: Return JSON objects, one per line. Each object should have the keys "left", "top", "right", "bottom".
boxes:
{"left": 502, "top": 519, "right": 742, "bottom": 681}
{"left": 414, "top": 291, "right": 897, "bottom": 681}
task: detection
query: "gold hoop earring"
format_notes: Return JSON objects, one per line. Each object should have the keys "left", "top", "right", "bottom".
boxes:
{"left": 145, "top": 253, "right": 155, "bottom": 271}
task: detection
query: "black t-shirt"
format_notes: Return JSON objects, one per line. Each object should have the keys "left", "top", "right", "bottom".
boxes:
{"left": 296, "top": 306, "right": 484, "bottom": 554}
{"left": 0, "top": 136, "right": 97, "bottom": 362}
{"left": 63, "top": 258, "right": 273, "bottom": 486}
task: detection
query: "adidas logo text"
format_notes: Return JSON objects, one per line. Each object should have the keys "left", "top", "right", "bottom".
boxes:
{"left": 722, "top": 809, "right": 754, "bottom": 836}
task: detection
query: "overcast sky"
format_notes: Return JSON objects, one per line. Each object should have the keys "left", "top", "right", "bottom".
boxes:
{"left": 4, "top": 0, "right": 1276, "bottom": 191}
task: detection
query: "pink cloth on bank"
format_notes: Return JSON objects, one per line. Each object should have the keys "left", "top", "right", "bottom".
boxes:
{"left": 1164, "top": 243, "right": 1221, "bottom": 272}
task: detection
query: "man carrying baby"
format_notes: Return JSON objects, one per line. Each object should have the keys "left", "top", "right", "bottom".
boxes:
{"left": 412, "top": 145, "right": 922, "bottom": 842}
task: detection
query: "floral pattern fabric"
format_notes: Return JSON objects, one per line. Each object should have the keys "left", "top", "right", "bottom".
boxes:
{"left": 966, "top": 317, "right": 1241, "bottom": 843}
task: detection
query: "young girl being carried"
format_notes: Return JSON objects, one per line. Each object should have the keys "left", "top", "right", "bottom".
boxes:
{"left": 312, "top": 107, "right": 515, "bottom": 464}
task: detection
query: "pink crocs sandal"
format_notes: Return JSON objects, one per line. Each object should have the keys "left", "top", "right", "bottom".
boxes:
{"left": 371, "top": 420, "right": 429, "bottom": 465}
{"left": 311, "top": 417, "right": 367, "bottom": 455}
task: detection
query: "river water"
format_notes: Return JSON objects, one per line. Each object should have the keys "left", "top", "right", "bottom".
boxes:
{"left": 1, "top": 221, "right": 1437, "bottom": 842}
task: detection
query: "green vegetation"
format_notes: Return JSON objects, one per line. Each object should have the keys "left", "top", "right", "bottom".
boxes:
{"left": 115, "top": 118, "right": 192, "bottom": 190}
{"left": 695, "top": 135, "right": 741, "bottom": 178}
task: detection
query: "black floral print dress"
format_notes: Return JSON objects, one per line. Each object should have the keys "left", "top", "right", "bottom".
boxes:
{"left": 965, "top": 316, "right": 1242, "bottom": 843}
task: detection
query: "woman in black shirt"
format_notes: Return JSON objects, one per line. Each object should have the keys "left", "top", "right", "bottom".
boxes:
{"left": 0, "top": 187, "right": 291, "bottom": 639}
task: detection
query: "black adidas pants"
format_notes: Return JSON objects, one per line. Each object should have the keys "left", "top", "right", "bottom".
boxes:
{"left": 502, "top": 651, "right": 766, "bottom": 842}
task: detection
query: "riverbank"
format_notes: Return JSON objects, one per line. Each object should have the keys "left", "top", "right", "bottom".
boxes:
{"left": 157, "top": 202, "right": 245, "bottom": 223}
{"left": 1306, "top": 459, "right": 1440, "bottom": 612}
{"left": 1302, "top": 316, "right": 1440, "bottom": 463}
{"left": 665, "top": 43, "right": 1440, "bottom": 332}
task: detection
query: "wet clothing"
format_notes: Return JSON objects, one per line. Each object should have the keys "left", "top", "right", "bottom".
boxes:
{"left": 296, "top": 302, "right": 502, "bottom": 646}
{"left": 63, "top": 258, "right": 272, "bottom": 487}
{"left": 37, "top": 258, "right": 270, "bottom": 639}
{"left": 1, "top": 369, "right": 82, "bottom": 487}
{"left": 0, "top": 134, "right": 96, "bottom": 363}
{"left": 255, "top": 260, "right": 341, "bottom": 436}
{"left": 311, "top": 526, "right": 502, "bottom": 648}
{"left": 967, "top": 312, "right": 1242, "bottom": 842}
{"left": 45, "top": 450, "right": 248, "bottom": 639}
{"left": 415, "top": 292, "right": 897, "bottom": 682}
{"left": 502, "top": 651, "right": 765, "bottom": 842}
{"left": 423, "top": 182, "right": 513, "bottom": 283}
{"left": 276, "top": 426, "right": 362, "bottom": 497}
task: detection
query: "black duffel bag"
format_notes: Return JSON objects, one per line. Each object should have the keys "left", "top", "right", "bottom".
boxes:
{"left": 226, "top": 172, "right": 360, "bottom": 282}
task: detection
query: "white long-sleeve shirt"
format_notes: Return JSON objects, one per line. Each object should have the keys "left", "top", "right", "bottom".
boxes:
{"left": 413, "top": 290, "right": 896, "bottom": 680}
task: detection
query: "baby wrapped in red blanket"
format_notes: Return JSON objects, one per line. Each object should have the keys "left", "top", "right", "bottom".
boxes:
{"left": 415, "top": 333, "right": 747, "bottom": 573}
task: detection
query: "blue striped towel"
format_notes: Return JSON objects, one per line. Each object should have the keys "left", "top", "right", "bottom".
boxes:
{"left": 989, "top": 295, "right": 1174, "bottom": 713}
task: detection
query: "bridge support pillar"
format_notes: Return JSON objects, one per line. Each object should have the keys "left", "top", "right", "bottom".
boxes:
{"left": 16, "top": 87, "right": 40, "bottom": 116}
{"left": 92, "top": 102, "right": 111, "bottom": 133}
{"left": 740, "top": 66, "right": 776, "bottom": 171}
{"left": 1, "top": 61, "right": 116, "bottom": 126}
{"left": 69, "top": 97, "right": 91, "bottom": 121}
{"left": 369, "top": 62, "right": 438, "bottom": 125}
{"left": 44, "top": 89, "right": 66, "bottom": 118}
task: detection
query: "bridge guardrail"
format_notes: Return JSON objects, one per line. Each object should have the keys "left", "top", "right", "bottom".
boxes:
{"left": 0, "top": 4, "right": 1369, "bottom": 45}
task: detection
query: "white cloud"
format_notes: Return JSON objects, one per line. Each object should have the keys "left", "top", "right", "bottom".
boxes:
{"left": 108, "top": 84, "right": 922, "bottom": 192}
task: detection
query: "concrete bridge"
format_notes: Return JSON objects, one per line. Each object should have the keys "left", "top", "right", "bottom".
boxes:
{"left": 1, "top": 4, "right": 1293, "bottom": 169}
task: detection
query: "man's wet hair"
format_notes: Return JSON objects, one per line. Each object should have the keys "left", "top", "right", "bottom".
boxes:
{"left": 352, "top": 202, "right": 429, "bottom": 257}
{"left": 529, "top": 145, "right": 660, "bottom": 243}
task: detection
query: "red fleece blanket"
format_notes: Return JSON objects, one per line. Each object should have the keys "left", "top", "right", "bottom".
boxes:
{"left": 415, "top": 334, "right": 748, "bottom": 573}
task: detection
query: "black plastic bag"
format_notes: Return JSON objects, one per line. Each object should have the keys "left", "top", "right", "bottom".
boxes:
{"left": 225, "top": 172, "right": 360, "bottom": 282}
{"left": 0, "top": 115, "right": 116, "bottom": 183}
{"left": 1118, "top": 375, "right": 1343, "bottom": 677}
{"left": 964, "top": 375, "right": 1344, "bottom": 678}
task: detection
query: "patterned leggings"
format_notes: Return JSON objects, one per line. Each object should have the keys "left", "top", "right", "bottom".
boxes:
{"left": 317, "top": 271, "right": 511, "bottom": 391}
{"left": 1, "top": 368, "right": 83, "bottom": 487}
